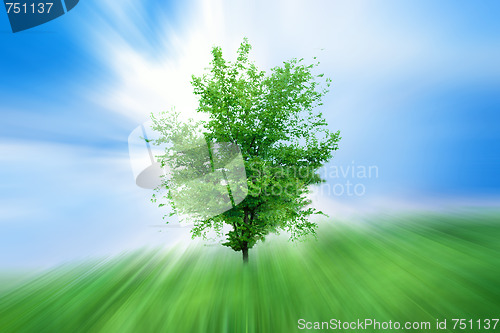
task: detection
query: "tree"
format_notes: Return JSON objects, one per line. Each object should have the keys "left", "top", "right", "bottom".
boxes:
{"left": 151, "top": 39, "right": 340, "bottom": 263}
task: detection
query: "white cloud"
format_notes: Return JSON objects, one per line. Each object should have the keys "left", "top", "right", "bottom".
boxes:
{"left": 0, "top": 141, "right": 192, "bottom": 268}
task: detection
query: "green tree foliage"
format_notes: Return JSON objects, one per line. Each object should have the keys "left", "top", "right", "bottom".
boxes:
{"left": 152, "top": 39, "right": 340, "bottom": 262}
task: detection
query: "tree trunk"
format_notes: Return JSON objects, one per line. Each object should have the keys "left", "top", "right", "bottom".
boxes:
{"left": 242, "top": 243, "right": 249, "bottom": 263}
{"left": 242, "top": 210, "right": 250, "bottom": 263}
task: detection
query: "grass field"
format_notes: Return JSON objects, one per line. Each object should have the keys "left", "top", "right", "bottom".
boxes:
{"left": 1, "top": 211, "right": 499, "bottom": 332}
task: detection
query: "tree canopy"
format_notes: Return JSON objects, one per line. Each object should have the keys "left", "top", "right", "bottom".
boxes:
{"left": 151, "top": 39, "right": 340, "bottom": 262}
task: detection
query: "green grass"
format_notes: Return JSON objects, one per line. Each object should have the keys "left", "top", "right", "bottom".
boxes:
{"left": 1, "top": 212, "right": 499, "bottom": 332}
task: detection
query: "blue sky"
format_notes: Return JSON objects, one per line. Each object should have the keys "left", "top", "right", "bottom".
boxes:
{"left": 1, "top": 0, "right": 499, "bottom": 268}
